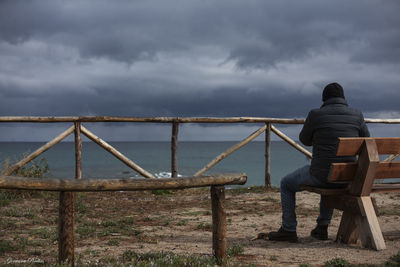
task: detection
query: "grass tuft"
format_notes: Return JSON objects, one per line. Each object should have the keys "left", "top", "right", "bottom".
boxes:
{"left": 385, "top": 252, "right": 400, "bottom": 266}
{"left": 227, "top": 244, "right": 244, "bottom": 257}
{"left": 121, "top": 249, "right": 217, "bottom": 266}
{"left": 0, "top": 240, "right": 14, "bottom": 256}
{"left": 152, "top": 189, "right": 175, "bottom": 196}
{"left": 324, "top": 258, "right": 350, "bottom": 267}
{"left": 195, "top": 222, "right": 213, "bottom": 231}
{"left": 0, "top": 157, "right": 51, "bottom": 206}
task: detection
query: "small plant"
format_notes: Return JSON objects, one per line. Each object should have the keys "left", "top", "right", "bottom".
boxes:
{"left": 0, "top": 157, "right": 51, "bottom": 204}
{"left": 107, "top": 239, "right": 120, "bottom": 246}
{"left": 299, "top": 264, "right": 310, "bottom": 267}
{"left": 176, "top": 219, "right": 188, "bottom": 226}
{"left": 75, "top": 198, "right": 88, "bottom": 213}
{"left": 121, "top": 250, "right": 217, "bottom": 266}
{"left": 229, "top": 186, "right": 271, "bottom": 195}
{"left": 144, "top": 216, "right": 153, "bottom": 222}
{"left": 227, "top": 244, "right": 244, "bottom": 257}
{"left": 195, "top": 222, "right": 213, "bottom": 231}
{"left": 0, "top": 191, "right": 12, "bottom": 207}
{"left": 203, "top": 210, "right": 212, "bottom": 215}
{"left": 101, "top": 220, "right": 118, "bottom": 227}
{"left": 270, "top": 255, "right": 278, "bottom": 261}
{"left": 378, "top": 206, "right": 400, "bottom": 216}
{"left": 324, "top": 258, "right": 350, "bottom": 267}
{"left": 151, "top": 189, "right": 174, "bottom": 195}
{"left": 13, "top": 236, "right": 29, "bottom": 251}
{"left": 0, "top": 240, "right": 14, "bottom": 256}
{"left": 122, "top": 249, "right": 139, "bottom": 262}
{"left": 118, "top": 217, "right": 135, "bottom": 225}
{"left": 0, "top": 218, "right": 16, "bottom": 229}
{"left": 385, "top": 252, "right": 400, "bottom": 266}
{"left": 34, "top": 227, "right": 57, "bottom": 241}
{"left": 14, "top": 158, "right": 50, "bottom": 178}
{"left": 76, "top": 224, "right": 97, "bottom": 238}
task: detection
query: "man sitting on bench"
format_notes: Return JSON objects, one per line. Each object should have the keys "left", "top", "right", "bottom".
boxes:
{"left": 268, "top": 82, "right": 370, "bottom": 242}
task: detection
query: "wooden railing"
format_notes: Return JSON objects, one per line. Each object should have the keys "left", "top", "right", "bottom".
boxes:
{"left": 0, "top": 116, "right": 399, "bottom": 265}
{"left": 0, "top": 116, "right": 399, "bottom": 185}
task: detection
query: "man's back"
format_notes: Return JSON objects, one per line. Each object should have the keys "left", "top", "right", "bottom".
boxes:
{"left": 299, "top": 96, "right": 370, "bottom": 181}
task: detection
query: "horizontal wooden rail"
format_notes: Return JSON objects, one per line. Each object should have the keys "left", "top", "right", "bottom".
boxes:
{"left": 0, "top": 173, "right": 247, "bottom": 191}
{"left": 0, "top": 116, "right": 399, "bottom": 124}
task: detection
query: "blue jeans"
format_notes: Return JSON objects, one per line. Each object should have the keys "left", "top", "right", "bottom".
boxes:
{"left": 280, "top": 165, "right": 344, "bottom": 232}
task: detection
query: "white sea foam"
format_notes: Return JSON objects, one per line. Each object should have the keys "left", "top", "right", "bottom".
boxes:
{"left": 154, "top": 172, "right": 183, "bottom": 178}
{"left": 131, "top": 172, "right": 183, "bottom": 179}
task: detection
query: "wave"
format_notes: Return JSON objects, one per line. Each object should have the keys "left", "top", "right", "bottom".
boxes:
{"left": 131, "top": 171, "right": 183, "bottom": 179}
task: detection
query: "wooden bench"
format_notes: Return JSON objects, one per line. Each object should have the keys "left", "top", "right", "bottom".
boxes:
{"left": 0, "top": 173, "right": 247, "bottom": 264}
{"left": 302, "top": 137, "right": 400, "bottom": 250}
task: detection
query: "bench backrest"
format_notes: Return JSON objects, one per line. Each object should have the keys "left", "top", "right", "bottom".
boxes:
{"left": 336, "top": 137, "right": 400, "bottom": 156}
{"left": 328, "top": 137, "right": 400, "bottom": 196}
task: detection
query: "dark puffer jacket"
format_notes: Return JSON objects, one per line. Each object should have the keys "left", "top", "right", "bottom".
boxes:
{"left": 299, "top": 97, "right": 370, "bottom": 181}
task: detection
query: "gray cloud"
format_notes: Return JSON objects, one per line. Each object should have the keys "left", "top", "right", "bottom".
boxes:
{"left": 0, "top": 0, "right": 399, "bottom": 140}
{"left": 2, "top": 0, "right": 400, "bottom": 65}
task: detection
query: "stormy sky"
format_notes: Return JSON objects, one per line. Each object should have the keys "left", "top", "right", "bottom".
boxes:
{"left": 0, "top": 0, "right": 399, "bottom": 141}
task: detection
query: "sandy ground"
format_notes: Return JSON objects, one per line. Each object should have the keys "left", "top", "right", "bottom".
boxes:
{"left": 1, "top": 188, "right": 399, "bottom": 266}
{"left": 115, "top": 190, "right": 400, "bottom": 266}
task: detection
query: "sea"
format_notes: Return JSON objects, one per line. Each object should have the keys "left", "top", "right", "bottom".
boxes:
{"left": 0, "top": 141, "right": 311, "bottom": 187}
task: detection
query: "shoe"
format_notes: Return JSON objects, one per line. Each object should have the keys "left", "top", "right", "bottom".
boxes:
{"left": 311, "top": 225, "right": 328, "bottom": 240}
{"left": 268, "top": 227, "right": 298, "bottom": 243}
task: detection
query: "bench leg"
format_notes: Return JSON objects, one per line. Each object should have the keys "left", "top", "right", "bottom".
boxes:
{"left": 336, "top": 211, "right": 358, "bottom": 244}
{"left": 210, "top": 185, "right": 226, "bottom": 263}
{"left": 354, "top": 196, "right": 386, "bottom": 250}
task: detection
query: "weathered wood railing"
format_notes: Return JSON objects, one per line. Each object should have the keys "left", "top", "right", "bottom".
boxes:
{"left": 0, "top": 173, "right": 247, "bottom": 265}
{"left": 1, "top": 116, "right": 399, "bottom": 184}
{"left": 0, "top": 116, "right": 399, "bottom": 264}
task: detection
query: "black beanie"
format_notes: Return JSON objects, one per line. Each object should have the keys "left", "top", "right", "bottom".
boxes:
{"left": 322, "top": 82, "right": 345, "bottom": 101}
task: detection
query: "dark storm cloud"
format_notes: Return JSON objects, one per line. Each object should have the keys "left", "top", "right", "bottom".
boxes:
{"left": 0, "top": 0, "right": 399, "bottom": 140}
{"left": 2, "top": 0, "right": 400, "bottom": 65}
{"left": 1, "top": 80, "right": 395, "bottom": 119}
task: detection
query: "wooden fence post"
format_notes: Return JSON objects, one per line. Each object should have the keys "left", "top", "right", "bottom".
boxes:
{"left": 265, "top": 123, "right": 271, "bottom": 188}
{"left": 58, "top": 191, "right": 75, "bottom": 265}
{"left": 58, "top": 122, "right": 82, "bottom": 265}
{"left": 75, "top": 122, "right": 82, "bottom": 180}
{"left": 210, "top": 185, "right": 226, "bottom": 263}
{"left": 171, "top": 121, "right": 179, "bottom": 178}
